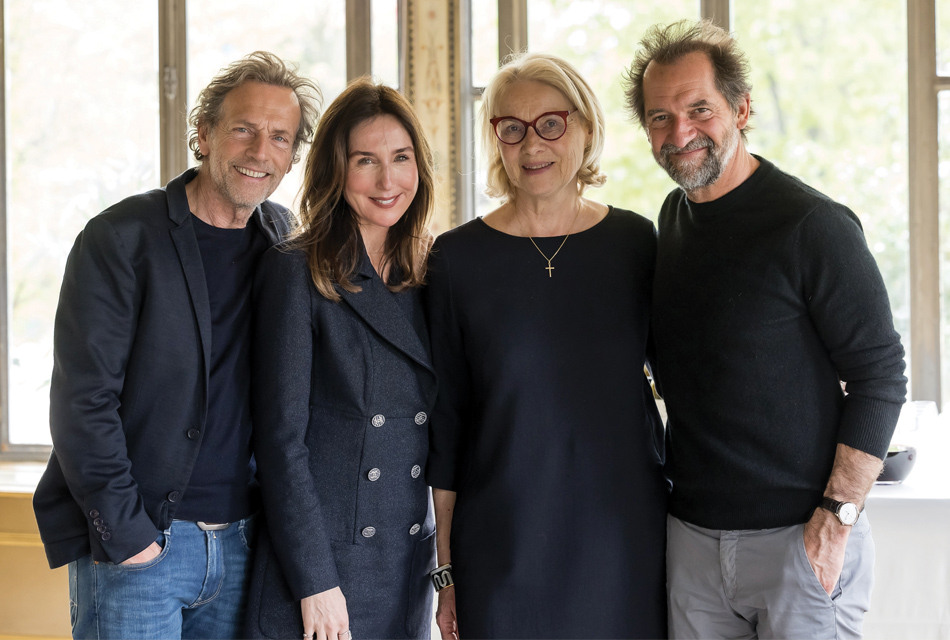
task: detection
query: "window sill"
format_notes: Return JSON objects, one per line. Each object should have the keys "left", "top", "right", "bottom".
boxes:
{"left": 0, "top": 461, "right": 46, "bottom": 495}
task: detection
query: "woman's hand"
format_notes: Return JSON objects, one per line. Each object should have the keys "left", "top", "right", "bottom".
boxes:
{"left": 301, "top": 586, "right": 349, "bottom": 640}
{"left": 432, "top": 488, "right": 459, "bottom": 639}
{"left": 435, "top": 585, "right": 459, "bottom": 639}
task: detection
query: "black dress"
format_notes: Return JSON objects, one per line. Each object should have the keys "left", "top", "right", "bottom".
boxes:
{"left": 425, "top": 207, "right": 668, "bottom": 639}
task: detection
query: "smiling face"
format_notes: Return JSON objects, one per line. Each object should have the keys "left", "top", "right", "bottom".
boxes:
{"left": 344, "top": 114, "right": 419, "bottom": 247}
{"left": 197, "top": 81, "right": 301, "bottom": 215}
{"left": 495, "top": 80, "right": 591, "bottom": 203}
{"left": 642, "top": 51, "right": 749, "bottom": 198}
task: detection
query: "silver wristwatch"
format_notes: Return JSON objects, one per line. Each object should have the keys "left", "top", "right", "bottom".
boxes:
{"left": 819, "top": 497, "right": 860, "bottom": 526}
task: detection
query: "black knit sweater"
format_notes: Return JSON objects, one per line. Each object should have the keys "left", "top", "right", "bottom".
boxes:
{"left": 653, "top": 156, "right": 907, "bottom": 530}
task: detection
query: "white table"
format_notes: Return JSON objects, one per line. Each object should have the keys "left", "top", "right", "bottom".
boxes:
{"left": 864, "top": 420, "right": 950, "bottom": 639}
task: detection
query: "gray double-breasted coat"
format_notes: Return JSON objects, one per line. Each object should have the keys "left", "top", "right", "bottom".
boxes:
{"left": 245, "top": 245, "right": 437, "bottom": 639}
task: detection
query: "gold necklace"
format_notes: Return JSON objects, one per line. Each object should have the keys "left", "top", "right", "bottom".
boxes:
{"left": 526, "top": 205, "right": 581, "bottom": 278}
{"left": 529, "top": 235, "right": 570, "bottom": 278}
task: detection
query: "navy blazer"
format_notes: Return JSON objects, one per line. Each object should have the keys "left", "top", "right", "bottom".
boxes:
{"left": 33, "top": 169, "right": 293, "bottom": 569}
{"left": 245, "top": 246, "right": 437, "bottom": 639}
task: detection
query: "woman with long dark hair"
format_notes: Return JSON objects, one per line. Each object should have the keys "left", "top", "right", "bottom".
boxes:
{"left": 244, "top": 77, "right": 437, "bottom": 640}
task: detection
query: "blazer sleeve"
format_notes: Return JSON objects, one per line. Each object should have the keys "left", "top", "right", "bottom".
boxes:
{"left": 252, "top": 247, "right": 341, "bottom": 601}
{"left": 48, "top": 216, "right": 159, "bottom": 563}
{"left": 423, "top": 238, "right": 472, "bottom": 491}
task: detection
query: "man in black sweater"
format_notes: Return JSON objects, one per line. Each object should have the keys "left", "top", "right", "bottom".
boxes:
{"left": 623, "top": 19, "right": 906, "bottom": 640}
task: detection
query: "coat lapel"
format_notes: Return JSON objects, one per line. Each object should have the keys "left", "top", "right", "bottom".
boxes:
{"left": 164, "top": 170, "right": 291, "bottom": 374}
{"left": 166, "top": 170, "right": 214, "bottom": 371}
{"left": 337, "top": 257, "right": 435, "bottom": 377}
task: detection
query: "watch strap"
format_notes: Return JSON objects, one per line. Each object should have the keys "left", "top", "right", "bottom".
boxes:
{"left": 819, "top": 497, "right": 861, "bottom": 524}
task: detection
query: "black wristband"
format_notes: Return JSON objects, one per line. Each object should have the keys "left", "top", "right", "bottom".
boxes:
{"left": 429, "top": 563, "right": 454, "bottom": 591}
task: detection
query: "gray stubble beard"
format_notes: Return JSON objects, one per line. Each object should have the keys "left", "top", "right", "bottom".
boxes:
{"left": 655, "top": 125, "right": 740, "bottom": 195}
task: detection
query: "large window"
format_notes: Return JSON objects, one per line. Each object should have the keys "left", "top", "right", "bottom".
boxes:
{"left": 464, "top": 0, "right": 937, "bottom": 407}
{"left": 731, "top": 0, "right": 910, "bottom": 383}
{"left": 467, "top": 0, "right": 499, "bottom": 218}
{"left": 371, "top": 0, "right": 401, "bottom": 89}
{"left": 937, "top": 2, "right": 950, "bottom": 403}
{"left": 938, "top": 93, "right": 950, "bottom": 402}
{"left": 939, "top": 0, "right": 950, "bottom": 75}
{"left": 4, "top": 1, "right": 159, "bottom": 451}
{"left": 1, "top": 1, "right": 395, "bottom": 457}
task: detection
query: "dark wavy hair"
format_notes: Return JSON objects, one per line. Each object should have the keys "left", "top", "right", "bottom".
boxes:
{"left": 623, "top": 19, "right": 755, "bottom": 140}
{"left": 187, "top": 51, "right": 322, "bottom": 164}
{"left": 291, "top": 77, "right": 435, "bottom": 302}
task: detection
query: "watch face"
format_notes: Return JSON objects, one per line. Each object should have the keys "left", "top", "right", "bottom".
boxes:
{"left": 839, "top": 503, "right": 859, "bottom": 525}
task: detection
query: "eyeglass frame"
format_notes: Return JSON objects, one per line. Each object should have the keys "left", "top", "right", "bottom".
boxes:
{"left": 489, "top": 110, "right": 576, "bottom": 145}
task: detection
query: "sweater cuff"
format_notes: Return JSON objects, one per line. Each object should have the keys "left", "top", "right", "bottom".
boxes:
{"left": 837, "top": 395, "right": 903, "bottom": 459}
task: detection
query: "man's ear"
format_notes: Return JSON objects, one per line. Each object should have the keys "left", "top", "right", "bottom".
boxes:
{"left": 736, "top": 93, "right": 752, "bottom": 130}
{"left": 196, "top": 121, "right": 212, "bottom": 158}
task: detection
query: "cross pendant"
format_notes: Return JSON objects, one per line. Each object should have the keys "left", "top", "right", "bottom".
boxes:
{"left": 545, "top": 263, "right": 554, "bottom": 277}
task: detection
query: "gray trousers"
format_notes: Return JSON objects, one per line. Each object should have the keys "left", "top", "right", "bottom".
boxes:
{"left": 667, "top": 513, "right": 875, "bottom": 640}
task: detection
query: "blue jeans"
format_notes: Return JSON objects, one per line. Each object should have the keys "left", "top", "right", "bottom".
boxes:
{"left": 69, "top": 516, "right": 257, "bottom": 639}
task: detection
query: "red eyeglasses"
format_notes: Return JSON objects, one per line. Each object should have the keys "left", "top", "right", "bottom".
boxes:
{"left": 490, "top": 110, "right": 575, "bottom": 145}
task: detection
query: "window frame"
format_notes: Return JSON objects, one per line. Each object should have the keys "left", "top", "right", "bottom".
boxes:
{"left": 460, "top": 0, "right": 943, "bottom": 407}
{"left": 909, "top": 0, "right": 947, "bottom": 405}
{"left": 1, "top": 1, "right": 944, "bottom": 459}
{"left": 0, "top": 1, "right": 9, "bottom": 458}
{"left": 0, "top": 0, "right": 382, "bottom": 459}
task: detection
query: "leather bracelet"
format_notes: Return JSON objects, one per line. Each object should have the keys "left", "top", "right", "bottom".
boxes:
{"left": 429, "top": 563, "right": 454, "bottom": 591}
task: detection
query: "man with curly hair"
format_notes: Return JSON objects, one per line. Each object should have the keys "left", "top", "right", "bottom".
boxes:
{"left": 33, "top": 51, "right": 321, "bottom": 639}
{"left": 624, "top": 19, "right": 906, "bottom": 640}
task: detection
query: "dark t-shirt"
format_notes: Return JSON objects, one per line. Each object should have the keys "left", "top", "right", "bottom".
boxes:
{"left": 176, "top": 214, "right": 269, "bottom": 523}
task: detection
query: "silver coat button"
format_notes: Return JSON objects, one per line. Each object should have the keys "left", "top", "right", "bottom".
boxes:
{"left": 372, "top": 414, "right": 386, "bottom": 428}
{"left": 368, "top": 468, "right": 381, "bottom": 481}
{"left": 410, "top": 465, "right": 422, "bottom": 479}
{"left": 414, "top": 412, "right": 427, "bottom": 425}
{"left": 361, "top": 526, "right": 376, "bottom": 538}
{"left": 409, "top": 523, "right": 421, "bottom": 535}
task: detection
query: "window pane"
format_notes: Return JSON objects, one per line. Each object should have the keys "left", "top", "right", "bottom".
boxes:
{"left": 472, "top": 1, "right": 499, "bottom": 87}
{"left": 187, "top": 1, "right": 347, "bottom": 213}
{"left": 372, "top": 0, "right": 400, "bottom": 88}
{"left": 519, "top": 0, "right": 698, "bottom": 220}
{"left": 733, "top": 0, "right": 911, "bottom": 388}
{"left": 939, "top": 0, "right": 950, "bottom": 76}
{"left": 5, "top": 0, "right": 159, "bottom": 445}
{"left": 938, "top": 91, "right": 950, "bottom": 403}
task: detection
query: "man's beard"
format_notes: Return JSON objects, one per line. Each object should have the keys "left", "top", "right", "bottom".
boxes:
{"left": 655, "top": 126, "right": 739, "bottom": 193}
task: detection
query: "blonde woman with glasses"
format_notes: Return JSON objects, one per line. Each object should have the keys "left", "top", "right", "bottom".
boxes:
{"left": 425, "top": 52, "right": 668, "bottom": 639}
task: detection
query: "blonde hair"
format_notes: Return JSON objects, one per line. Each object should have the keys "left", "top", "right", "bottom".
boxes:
{"left": 479, "top": 52, "right": 607, "bottom": 201}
